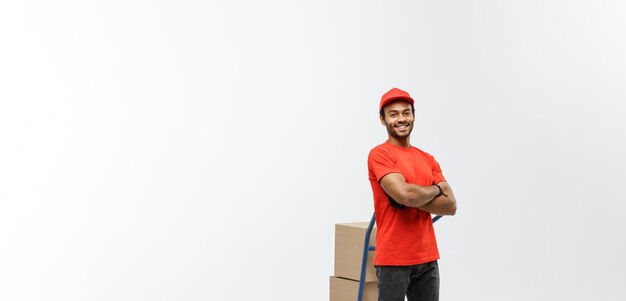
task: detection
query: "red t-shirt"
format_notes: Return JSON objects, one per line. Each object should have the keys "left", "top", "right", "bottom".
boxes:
{"left": 367, "top": 141, "right": 446, "bottom": 266}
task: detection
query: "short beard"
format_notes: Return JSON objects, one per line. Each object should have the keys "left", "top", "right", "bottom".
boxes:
{"left": 386, "top": 123, "right": 412, "bottom": 138}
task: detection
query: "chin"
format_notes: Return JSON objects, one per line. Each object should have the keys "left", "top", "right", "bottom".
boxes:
{"left": 390, "top": 131, "right": 411, "bottom": 139}
{"left": 394, "top": 129, "right": 412, "bottom": 138}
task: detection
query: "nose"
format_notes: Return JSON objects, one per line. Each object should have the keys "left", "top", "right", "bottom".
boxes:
{"left": 398, "top": 114, "right": 407, "bottom": 123}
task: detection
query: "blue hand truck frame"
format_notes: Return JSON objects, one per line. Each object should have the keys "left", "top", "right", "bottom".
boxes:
{"left": 356, "top": 213, "right": 443, "bottom": 301}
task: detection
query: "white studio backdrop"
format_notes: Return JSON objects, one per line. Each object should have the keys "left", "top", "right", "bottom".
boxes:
{"left": 1, "top": 1, "right": 625, "bottom": 300}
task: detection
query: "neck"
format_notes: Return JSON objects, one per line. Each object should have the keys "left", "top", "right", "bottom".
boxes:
{"left": 388, "top": 136, "right": 411, "bottom": 148}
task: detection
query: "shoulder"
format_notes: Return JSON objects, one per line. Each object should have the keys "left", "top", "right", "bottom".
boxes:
{"left": 367, "top": 142, "right": 396, "bottom": 165}
{"left": 368, "top": 142, "right": 392, "bottom": 157}
{"left": 410, "top": 146, "right": 437, "bottom": 161}
{"left": 412, "top": 146, "right": 438, "bottom": 164}
{"left": 410, "top": 146, "right": 431, "bottom": 156}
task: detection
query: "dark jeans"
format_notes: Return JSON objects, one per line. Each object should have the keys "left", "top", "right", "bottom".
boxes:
{"left": 375, "top": 261, "right": 439, "bottom": 301}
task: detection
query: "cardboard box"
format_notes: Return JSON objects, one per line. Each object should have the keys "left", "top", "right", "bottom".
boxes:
{"left": 334, "top": 221, "right": 377, "bottom": 282}
{"left": 330, "top": 276, "right": 377, "bottom": 301}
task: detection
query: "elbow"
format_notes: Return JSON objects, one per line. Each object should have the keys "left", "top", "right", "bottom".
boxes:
{"left": 396, "top": 193, "right": 411, "bottom": 207}
{"left": 399, "top": 188, "right": 420, "bottom": 207}
{"left": 448, "top": 202, "right": 457, "bottom": 216}
{"left": 386, "top": 188, "right": 411, "bottom": 208}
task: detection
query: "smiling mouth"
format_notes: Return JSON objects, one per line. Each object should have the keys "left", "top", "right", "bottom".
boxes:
{"left": 395, "top": 124, "right": 410, "bottom": 130}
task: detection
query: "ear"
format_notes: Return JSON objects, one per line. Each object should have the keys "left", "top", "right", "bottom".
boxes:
{"left": 379, "top": 115, "right": 386, "bottom": 126}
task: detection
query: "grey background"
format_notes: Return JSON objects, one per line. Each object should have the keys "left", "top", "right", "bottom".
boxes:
{"left": 1, "top": 1, "right": 625, "bottom": 300}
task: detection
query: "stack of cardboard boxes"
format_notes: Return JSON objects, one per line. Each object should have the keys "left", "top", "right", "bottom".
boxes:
{"left": 330, "top": 221, "right": 378, "bottom": 301}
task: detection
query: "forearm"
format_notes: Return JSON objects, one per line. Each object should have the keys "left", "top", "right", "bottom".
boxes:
{"left": 399, "top": 184, "right": 440, "bottom": 208}
{"left": 380, "top": 173, "right": 444, "bottom": 208}
{"left": 418, "top": 182, "right": 457, "bottom": 215}
{"left": 418, "top": 197, "right": 456, "bottom": 215}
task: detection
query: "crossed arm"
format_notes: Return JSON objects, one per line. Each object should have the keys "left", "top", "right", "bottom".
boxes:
{"left": 379, "top": 173, "right": 457, "bottom": 215}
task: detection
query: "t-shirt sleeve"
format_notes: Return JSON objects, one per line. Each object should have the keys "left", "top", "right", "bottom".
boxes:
{"left": 368, "top": 148, "right": 401, "bottom": 182}
{"left": 431, "top": 156, "right": 447, "bottom": 184}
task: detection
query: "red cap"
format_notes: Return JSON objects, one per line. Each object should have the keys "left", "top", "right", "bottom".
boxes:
{"left": 379, "top": 88, "right": 414, "bottom": 112}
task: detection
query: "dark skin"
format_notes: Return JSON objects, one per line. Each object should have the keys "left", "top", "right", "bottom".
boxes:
{"left": 379, "top": 100, "right": 457, "bottom": 215}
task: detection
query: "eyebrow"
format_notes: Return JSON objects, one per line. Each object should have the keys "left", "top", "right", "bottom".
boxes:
{"left": 387, "top": 109, "right": 412, "bottom": 113}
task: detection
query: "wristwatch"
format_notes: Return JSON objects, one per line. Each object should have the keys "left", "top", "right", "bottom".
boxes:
{"left": 434, "top": 184, "right": 448, "bottom": 198}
